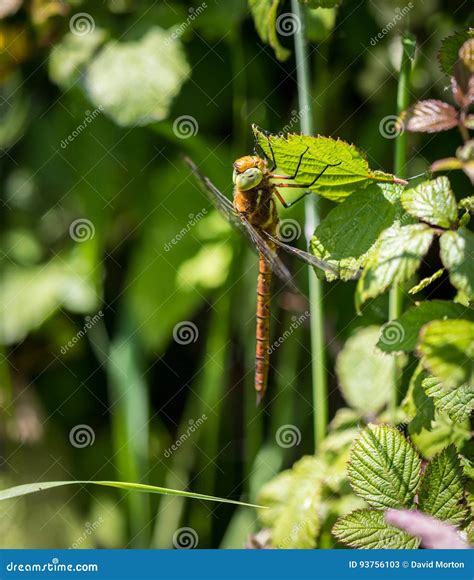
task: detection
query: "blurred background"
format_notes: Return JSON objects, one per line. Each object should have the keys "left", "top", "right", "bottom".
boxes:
{"left": 0, "top": 0, "right": 471, "bottom": 548}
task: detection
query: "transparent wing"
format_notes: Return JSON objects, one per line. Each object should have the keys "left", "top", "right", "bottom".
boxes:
{"left": 263, "top": 232, "right": 361, "bottom": 279}
{"left": 184, "top": 156, "right": 298, "bottom": 289}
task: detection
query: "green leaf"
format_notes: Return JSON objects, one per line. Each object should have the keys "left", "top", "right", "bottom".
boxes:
{"left": 335, "top": 326, "right": 394, "bottom": 414}
{"left": 301, "top": 0, "right": 341, "bottom": 7}
{"left": 440, "top": 229, "right": 474, "bottom": 300}
{"left": 257, "top": 456, "right": 323, "bottom": 548}
{"left": 333, "top": 509, "right": 420, "bottom": 549}
{"left": 310, "top": 183, "right": 400, "bottom": 281}
{"left": 408, "top": 268, "right": 445, "bottom": 295}
{"left": 401, "top": 177, "right": 458, "bottom": 228}
{"left": 0, "top": 480, "right": 261, "bottom": 508}
{"left": 418, "top": 446, "right": 468, "bottom": 525}
{"left": 85, "top": 27, "right": 190, "bottom": 126}
{"left": 418, "top": 319, "right": 474, "bottom": 388}
{"left": 248, "top": 0, "right": 290, "bottom": 62}
{"left": 253, "top": 125, "right": 401, "bottom": 202}
{"left": 357, "top": 224, "right": 435, "bottom": 307}
{"left": 438, "top": 29, "right": 474, "bottom": 75}
{"left": 348, "top": 424, "right": 421, "bottom": 509}
{"left": 423, "top": 377, "right": 474, "bottom": 423}
{"left": 49, "top": 29, "right": 108, "bottom": 88}
{"left": 402, "top": 364, "right": 436, "bottom": 435}
{"left": 410, "top": 413, "right": 471, "bottom": 459}
{"left": 377, "top": 300, "right": 473, "bottom": 353}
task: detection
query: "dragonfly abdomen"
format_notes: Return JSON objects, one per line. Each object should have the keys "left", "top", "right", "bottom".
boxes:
{"left": 255, "top": 252, "right": 273, "bottom": 404}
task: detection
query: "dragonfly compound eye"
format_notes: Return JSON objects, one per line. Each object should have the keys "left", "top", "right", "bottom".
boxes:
{"left": 235, "top": 168, "right": 264, "bottom": 191}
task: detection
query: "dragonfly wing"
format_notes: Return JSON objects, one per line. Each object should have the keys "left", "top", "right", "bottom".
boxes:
{"left": 184, "top": 156, "right": 241, "bottom": 228}
{"left": 263, "top": 232, "right": 361, "bottom": 279}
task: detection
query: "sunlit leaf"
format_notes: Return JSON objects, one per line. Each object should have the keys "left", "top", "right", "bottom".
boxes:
{"left": 310, "top": 183, "right": 400, "bottom": 280}
{"left": 418, "top": 445, "right": 468, "bottom": 525}
{"left": 423, "top": 377, "right": 474, "bottom": 423}
{"left": 406, "top": 100, "right": 458, "bottom": 133}
{"left": 402, "top": 364, "right": 436, "bottom": 435}
{"left": 347, "top": 424, "right": 421, "bottom": 509}
{"left": 410, "top": 412, "right": 471, "bottom": 459}
{"left": 248, "top": 0, "right": 290, "bottom": 62}
{"left": 418, "top": 319, "right": 474, "bottom": 388}
{"left": 459, "top": 37, "right": 474, "bottom": 72}
{"left": 336, "top": 326, "right": 394, "bottom": 415}
{"left": 401, "top": 177, "right": 458, "bottom": 228}
{"left": 408, "top": 269, "right": 445, "bottom": 295}
{"left": 440, "top": 229, "right": 474, "bottom": 299}
{"left": 253, "top": 125, "right": 402, "bottom": 202}
{"left": 85, "top": 27, "right": 190, "bottom": 126}
{"left": 0, "top": 480, "right": 261, "bottom": 508}
{"left": 257, "top": 456, "right": 323, "bottom": 548}
{"left": 333, "top": 509, "right": 419, "bottom": 549}
{"left": 357, "top": 224, "right": 435, "bottom": 307}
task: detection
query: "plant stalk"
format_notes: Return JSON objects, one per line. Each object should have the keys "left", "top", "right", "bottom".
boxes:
{"left": 389, "top": 33, "right": 415, "bottom": 420}
{"left": 292, "top": 0, "right": 327, "bottom": 452}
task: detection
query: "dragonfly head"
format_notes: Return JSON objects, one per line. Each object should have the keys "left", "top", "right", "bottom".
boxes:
{"left": 232, "top": 156, "right": 266, "bottom": 191}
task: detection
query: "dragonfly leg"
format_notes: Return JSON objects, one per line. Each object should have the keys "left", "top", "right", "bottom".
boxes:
{"left": 268, "top": 146, "right": 309, "bottom": 180}
{"left": 273, "top": 189, "right": 310, "bottom": 209}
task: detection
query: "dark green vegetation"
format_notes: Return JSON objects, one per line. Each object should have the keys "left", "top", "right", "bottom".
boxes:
{"left": 0, "top": 0, "right": 472, "bottom": 549}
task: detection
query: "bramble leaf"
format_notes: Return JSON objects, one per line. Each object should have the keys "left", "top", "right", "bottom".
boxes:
{"left": 248, "top": 0, "right": 290, "bottom": 62}
{"left": 335, "top": 326, "right": 394, "bottom": 415}
{"left": 418, "top": 446, "right": 467, "bottom": 525}
{"left": 418, "top": 319, "right": 474, "bottom": 388}
{"left": 423, "top": 377, "right": 474, "bottom": 423}
{"left": 377, "top": 300, "right": 473, "bottom": 353}
{"left": 347, "top": 424, "right": 421, "bottom": 509}
{"left": 310, "top": 183, "right": 401, "bottom": 280}
{"left": 438, "top": 29, "right": 474, "bottom": 75}
{"left": 401, "top": 177, "right": 458, "bottom": 228}
{"left": 402, "top": 364, "right": 435, "bottom": 435}
{"left": 257, "top": 456, "right": 323, "bottom": 548}
{"left": 408, "top": 269, "right": 445, "bottom": 295}
{"left": 406, "top": 101, "right": 458, "bottom": 133}
{"left": 440, "top": 229, "right": 474, "bottom": 300}
{"left": 333, "top": 509, "right": 419, "bottom": 549}
{"left": 253, "top": 125, "right": 402, "bottom": 202}
{"left": 85, "top": 27, "right": 190, "bottom": 126}
{"left": 357, "top": 224, "right": 435, "bottom": 307}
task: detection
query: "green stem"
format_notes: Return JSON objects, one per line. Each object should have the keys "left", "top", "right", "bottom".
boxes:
{"left": 389, "top": 33, "right": 416, "bottom": 420}
{"left": 292, "top": 0, "right": 327, "bottom": 452}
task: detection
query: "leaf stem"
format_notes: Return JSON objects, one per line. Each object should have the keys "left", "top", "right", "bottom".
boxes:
{"left": 389, "top": 33, "right": 416, "bottom": 420}
{"left": 291, "top": 0, "right": 327, "bottom": 452}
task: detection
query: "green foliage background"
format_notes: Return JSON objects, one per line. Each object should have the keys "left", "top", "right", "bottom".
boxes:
{"left": 0, "top": 0, "right": 472, "bottom": 548}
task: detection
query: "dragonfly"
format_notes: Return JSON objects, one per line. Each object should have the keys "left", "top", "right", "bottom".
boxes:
{"left": 184, "top": 137, "right": 346, "bottom": 404}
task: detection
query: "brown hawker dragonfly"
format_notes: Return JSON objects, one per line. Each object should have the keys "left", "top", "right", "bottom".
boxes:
{"left": 185, "top": 139, "right": 344, "bottom": 404}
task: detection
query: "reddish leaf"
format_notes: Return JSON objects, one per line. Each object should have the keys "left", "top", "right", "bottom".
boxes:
{"left": 459, "top": 38, "right": 474, "bottom": 73}
{"left": 406, "top": 100, "right": 458, "bottom": 133}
